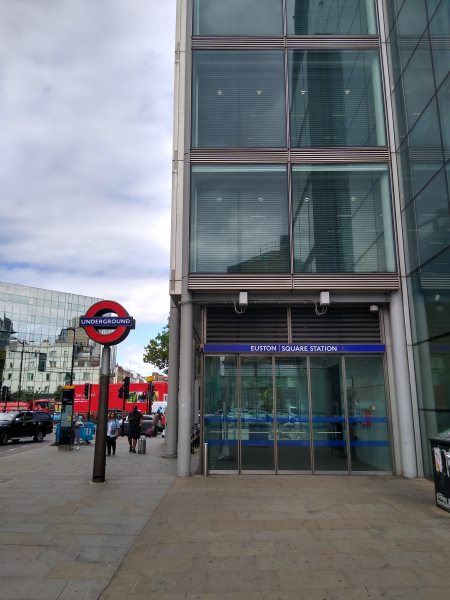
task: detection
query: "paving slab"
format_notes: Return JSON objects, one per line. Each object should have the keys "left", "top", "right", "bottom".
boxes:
{"left": 2, "top": 432, "right": 450, "bottom": 600}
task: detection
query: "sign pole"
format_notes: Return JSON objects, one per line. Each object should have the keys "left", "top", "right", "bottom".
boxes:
{"left": 92, "top": 346, "right": 110, "bottom": 483}
{"left": 79, "top": 300, "right": 135, "bottom": 483}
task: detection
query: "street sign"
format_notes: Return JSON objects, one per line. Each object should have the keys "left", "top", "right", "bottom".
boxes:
{"left": 80, "top": 300, "right": 135, "bottom": 346}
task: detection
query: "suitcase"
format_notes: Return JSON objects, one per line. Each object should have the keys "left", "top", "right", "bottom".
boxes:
{"left": 137, "top": 437, "right": 146, "bottom": 454}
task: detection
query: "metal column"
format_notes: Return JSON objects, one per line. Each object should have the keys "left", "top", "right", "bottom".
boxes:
{"left": 390, "top": 290, "right": 417, "bottom": 478}
{"left": 177, "top": 298, "right": 193, "bottom": 477}
{"left": 165, "top": 298, "right": 180, "bottom": 457}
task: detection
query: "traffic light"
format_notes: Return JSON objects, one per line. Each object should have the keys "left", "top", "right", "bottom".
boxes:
{"left": 148, "top": 382, "right": 154, "bottom": 399}
{"left": 123, "top": 376, "right": 130, "bottom": 400}
{"left": 84, "top": 383, "right": 90, "bottom": 399}
{"left": 118, "top": 386, "right": 124, "bottom": 399}
{"left": 1, "top": 386, "right": 7, "bottom": 402}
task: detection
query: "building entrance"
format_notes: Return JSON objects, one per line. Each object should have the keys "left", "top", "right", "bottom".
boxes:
{"left": 204, "top": 354, "right": 391, "bottom": 474}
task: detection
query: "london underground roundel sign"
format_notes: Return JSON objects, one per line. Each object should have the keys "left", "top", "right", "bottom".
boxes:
{"left": 80, "top": 300, "right": 135, "bottom": 346}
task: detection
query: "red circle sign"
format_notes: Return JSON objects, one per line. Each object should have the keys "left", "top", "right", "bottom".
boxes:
{"left": 81, "top": 300, "right": 134, "bottom": 346}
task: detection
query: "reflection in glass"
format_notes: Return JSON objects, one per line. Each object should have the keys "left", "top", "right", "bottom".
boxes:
{"left": 204, "top": 356, "right": 238, "bottom": 471}
{"left": 286, "top": 0, "right": 377, "bottom": 35}
{"left": 289, "top": 50, "right": 386, "bottom": 147}
{"left": 192, "top": 51, "right": 286, "bottom": 148}
{"left": 193, "top": 0, "right": 283, "bottom": 36}
{"left": 0, "top": 282, "right": 107, "bottom": 406}
{"left": 275, "top": 357, "right": 310, "bottom": 471}
{"left": 190, "top": 165, "right": 289, "bottom": 273}
{"left": 292, "top": 165, "right": 396, "bottom": 273}
{"left": 240, "top": 356, "right": 274, "bottom": 471}
{"left": 310, "top": 356, "right": 347, "bottom": 471}
{"left": 346, "top": 356, "right": 391, "bottom": 472}
{"left": 403, "top": 169, "right": 450, "bottom": 274}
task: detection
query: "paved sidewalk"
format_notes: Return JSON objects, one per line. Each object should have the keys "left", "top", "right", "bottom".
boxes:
{"left": 0, "top": 435, "right": 179, "bottom": 600}
{"left": 2, "top": 437, "right": 450, "bottom": 600}
{"left": 101, "top": 474, "right": 450, "bottom": 600}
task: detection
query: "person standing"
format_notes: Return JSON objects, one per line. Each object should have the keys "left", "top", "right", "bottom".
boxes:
{"left": 127, "top": 405, "right": 142, "bottom": 453}
{"left": 74, "top": 413, "right": 83, "bottom": 450}
{"left": 106, "top": 412, "right": 120, "bottom": 456}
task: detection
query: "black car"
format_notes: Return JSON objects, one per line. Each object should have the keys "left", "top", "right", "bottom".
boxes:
{"left": 0, "top": 411, "right": 53, "bottom": 445}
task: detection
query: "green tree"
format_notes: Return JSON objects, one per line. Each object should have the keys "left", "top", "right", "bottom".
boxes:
{"left": 143, "top": 319, "right": 169, "bottom": 374}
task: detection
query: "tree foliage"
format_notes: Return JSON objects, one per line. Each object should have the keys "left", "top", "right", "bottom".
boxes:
{"left": 143, "top": 319, "right": 169, "bottom": 373}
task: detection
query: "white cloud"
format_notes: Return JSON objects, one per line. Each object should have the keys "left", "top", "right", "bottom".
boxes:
{"left": 0, "top": 0, "right": 176, "bottom": 335}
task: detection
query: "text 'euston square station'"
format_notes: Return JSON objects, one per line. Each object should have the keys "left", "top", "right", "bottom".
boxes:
{"left": 167, "top": 1, "right": 450, "bottom": 479}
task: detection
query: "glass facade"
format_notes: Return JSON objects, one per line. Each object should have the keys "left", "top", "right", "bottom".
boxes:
{"left": 387, "top": 0, "right": 450, "bottom": 476}
{"left": 190, "top": 165, "right": 289, "bottom": 273}
{"left": 192, "top": 51, "right": 286, "bottom": 148}
{"left": 0, "top": 282, "right": 111, "bottom": 405}
{"left": 193, "top": 1, "right": 377, "bottom": 36}
{"left": 286, "top": 0, "right": 377, "bottom": 35}
{"left": 190, "top": 164, "right": 395, "bottom": 274}
{"left": 193, "top": 0, "right": 283, "bottom": 36}
{"left": 189, "top": 0, "right": 404, "bottom": 476}
{"left": 292, "top": 165, "right": 396, "bottom": 273}
{"left": 289, "top": 50, "right": 386, "bottom": 147}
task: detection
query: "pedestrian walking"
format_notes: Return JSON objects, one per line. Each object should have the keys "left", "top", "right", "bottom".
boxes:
{"left": 127, "top": 405, "right": 142, "bottom": 453}
{"left": 106, "top": 412, "right": 120, "bottom": 456}
{"left": 74, "top": 413, "right": 83, "bottom": 449}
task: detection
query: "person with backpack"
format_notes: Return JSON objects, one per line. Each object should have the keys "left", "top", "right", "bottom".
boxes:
{"left": 106, "top": 412, "right": 120, "bottom": 456}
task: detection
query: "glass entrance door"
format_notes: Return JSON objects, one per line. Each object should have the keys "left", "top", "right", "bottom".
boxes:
{"left": 275, "top": 357, "right": 311, "bottom": 471}
{"left": 240, "top": 356, "right": 275, "bottom": 471}
{"left": 204, "top": 353, "right": 391, "bottom": 474}
{"left": 346, "top": 356, "right": 391, "bottom": 472}
{"left": 310, "top": 356, "right": 348, "bottom": 472}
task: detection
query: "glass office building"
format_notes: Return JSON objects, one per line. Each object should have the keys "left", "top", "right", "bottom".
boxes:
{"left": 0, "top": 282, "right": 112, "bottom": 403}
{"left": 385, "top": 0, "right": 450, "bottom": 476}
{"left": 169, "top": 1, "right": 449, "bottom": 477}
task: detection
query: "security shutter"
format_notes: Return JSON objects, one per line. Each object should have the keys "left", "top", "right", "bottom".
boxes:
{"left": 291, "top": 306, "right": 381, "bottom": 343}
{"left": 206, "top": 306, "right": 288, "bottom": 343}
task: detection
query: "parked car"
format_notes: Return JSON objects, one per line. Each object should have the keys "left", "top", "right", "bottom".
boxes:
{"left": 121, "top": 414, "right": 153, "bottom": 437}
{"left": 0, "top": 411, "right": 53, "bottom": 445}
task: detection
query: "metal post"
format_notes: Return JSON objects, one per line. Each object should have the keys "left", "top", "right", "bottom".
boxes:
{"left": 177, "top": 299, "right": 193, "bottom": 477}
{"left": 70, "top": 338, "right": 76, "bottom": 385}
{"left": 166, "top": 299, "right": 180, "bottom": 457}
{"left": 92, "top": 346, "right": 110, "bottom": 483}
{"left": 203, "top": 442, "right": 208, "bottom": 476}
{"left": 390, "top": 290, "right": 417, "bottom": 478}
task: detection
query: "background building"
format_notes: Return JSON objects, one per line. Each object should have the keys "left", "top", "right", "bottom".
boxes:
{"left": 0, "top": 282, "right": 115, "bottom": 404}
{"left": 168, "top": 0, "right": 449, "bottom": 477}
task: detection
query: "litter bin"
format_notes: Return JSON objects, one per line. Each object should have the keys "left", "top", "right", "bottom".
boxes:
{"left": 430, "top": 435, "right": 450, "bottom": 512}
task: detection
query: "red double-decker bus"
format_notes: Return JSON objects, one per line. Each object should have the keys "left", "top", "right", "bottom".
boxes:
{"left": 72, "top": 381, "right": 168, "bottom": 417}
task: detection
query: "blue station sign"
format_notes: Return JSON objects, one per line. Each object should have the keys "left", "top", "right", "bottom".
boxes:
{"left": 80, "top": 316, "right": 135, "bottom": 329}
{"left": 203, "top": 343, "right": 385, "bottom": 354}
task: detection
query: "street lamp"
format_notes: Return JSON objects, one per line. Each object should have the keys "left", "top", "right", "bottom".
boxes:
{"left": 11, "top": 337, "right": 34, "bottom": 409}
{"left": 62, "top": 327, "right": 76, "bottom": 385}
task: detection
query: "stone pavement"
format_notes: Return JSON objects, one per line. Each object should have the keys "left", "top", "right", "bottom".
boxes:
{"left": 0, "top": 435, "right": 180, "bottom": 600}
{"left": 2, "top": 436, "right": 450, "bottom": 600}
{"left": 101, "top": 473, "right": 450, "bottom": 600}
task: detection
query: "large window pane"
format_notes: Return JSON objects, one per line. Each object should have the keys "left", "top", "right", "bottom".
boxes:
{"left": 192, "top": 51, "right": 286, "bottom": 148}
{"left": 193, "top": 0, "right": 283, "bottom": 35}
{"left": 289, "top": 50, "right": 386, "bottom": 147}
{"left": 191, "top": 165, "right": 289, "bottom": 273}
{"left": 430, "top": 1, "right": 450, "bottom": 87}
{"left": 403, "top": 169, "right": 450, "bottom": 273}
{"left": 292, "top": 165, "right": 396, "bottom": 273}
{"left": 286, "top": 0, "right": 377, "bottom": 35}
{"left": 393, "top": 44, "right": 435, "bottom": 143}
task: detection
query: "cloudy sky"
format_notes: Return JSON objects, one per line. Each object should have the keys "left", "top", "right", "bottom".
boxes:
{"left": 0, "top": 0, "right": 176, "bottom": 375}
